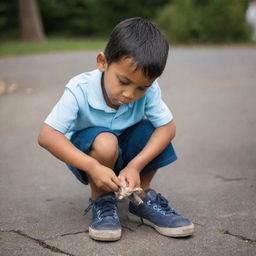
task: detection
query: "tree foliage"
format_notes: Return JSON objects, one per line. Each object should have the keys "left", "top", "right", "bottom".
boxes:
{"left": 156, "top": 0, "right": 251, "bottom": 43}
{"left": 0, "top": 1, "right": 19, "bottom": 39}
{"left": 38, "top": 0, "right": 169, "bottom": 36}
{"left": 0, "top": 0, "right": 252, "bottom": 43}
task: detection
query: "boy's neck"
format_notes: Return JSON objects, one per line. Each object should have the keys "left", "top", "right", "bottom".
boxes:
{"left": 100, "top": 72, "right": 119, "bottom": 110}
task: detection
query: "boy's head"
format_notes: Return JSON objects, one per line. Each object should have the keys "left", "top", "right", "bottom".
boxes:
{"left": 104, "top": 17, "right": 169, "bottom": 80}
{"left": 97, "top": 18, "right": 169, "bottom": 109}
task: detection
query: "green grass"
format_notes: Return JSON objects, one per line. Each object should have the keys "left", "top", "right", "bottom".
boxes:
{"left": 1, "top": 38, "right": 255, "bottom": 57}
{"left": 0, "top": 38, "right": 107, "bottom": 57}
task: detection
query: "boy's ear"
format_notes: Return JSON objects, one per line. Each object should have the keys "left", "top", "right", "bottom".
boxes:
{"left": 96, "top": 52, "right": 107, "bottom": 72}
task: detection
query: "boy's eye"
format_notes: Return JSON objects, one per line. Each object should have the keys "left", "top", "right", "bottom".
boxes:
{"left": 138, "top": 87, "right": 147, "bottom": 91}
{"left": 119, "top": 79, "right": 130, "bottom": 86}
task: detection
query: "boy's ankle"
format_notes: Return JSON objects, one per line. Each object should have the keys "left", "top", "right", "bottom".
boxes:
{"left": 91, "top": 191, "right": 114, "bottom": 200}
{"left": 91, "top": 189, "right": 110, "bottom": 200}
{"left": 138, "top": 189, "right": 147, "bottom": 199}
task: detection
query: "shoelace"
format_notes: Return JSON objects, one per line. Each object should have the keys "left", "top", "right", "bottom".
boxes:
{"left": 84, "top": 197, "right": 117, "bottom": 218}
{"left": 154, "top": 193, "right": 177, "bottom": 215}
{"left": 84, "top": 199, "right": 93, "bottom": 215}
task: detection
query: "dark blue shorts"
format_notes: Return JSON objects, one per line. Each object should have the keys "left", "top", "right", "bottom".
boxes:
{"left": 67, "top": 119, "right": 177, "bottom": 185}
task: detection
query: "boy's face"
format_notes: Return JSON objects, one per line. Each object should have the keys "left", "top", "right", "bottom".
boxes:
{"left": 97, "top": 52, "right": 154, "bottom": 109}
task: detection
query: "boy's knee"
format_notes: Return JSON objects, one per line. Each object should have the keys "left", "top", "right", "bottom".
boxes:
{"left": 91, "top": 132, "right": 118, "bottom": 159}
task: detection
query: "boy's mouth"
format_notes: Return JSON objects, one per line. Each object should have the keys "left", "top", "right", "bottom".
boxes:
{"left": 113, "top": 98, "right": 130, "bottom": 105}
{"left": 116, "top": 100, "right": 126, "bottom": 105}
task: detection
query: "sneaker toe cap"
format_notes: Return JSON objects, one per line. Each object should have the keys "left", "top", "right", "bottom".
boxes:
{"left": 167, "top": 215, "right": 192, "bottom": 228}
{"left": 91, "top": 220, "right": 121, "bottom": 230}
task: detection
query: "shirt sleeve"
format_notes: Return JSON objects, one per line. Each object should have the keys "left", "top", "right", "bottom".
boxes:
{"left": 145, "top": 81, "right": 173, "bottom": 127}
{"left": 44, "top": 87, "right": 79, "bottom": 134}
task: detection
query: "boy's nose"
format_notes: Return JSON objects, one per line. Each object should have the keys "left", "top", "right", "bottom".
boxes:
{"left": 122, "top": 90, "right": 135, "bottom": 100}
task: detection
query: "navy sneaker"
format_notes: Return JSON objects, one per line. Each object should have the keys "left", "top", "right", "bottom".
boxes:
{"left": 128, "top": 189, "right": 194, "bottom": 237}
{"left": 84, "top": 192, "right": 121, "bottom": 241}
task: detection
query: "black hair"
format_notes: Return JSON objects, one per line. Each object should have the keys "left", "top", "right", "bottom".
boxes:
{"left": 104, "top": 17, "right": 169, "bottom": 80}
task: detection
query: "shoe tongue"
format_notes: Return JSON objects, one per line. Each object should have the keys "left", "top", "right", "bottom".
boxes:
{"left": 105, "top": 216, "right": 113, "bottom": 220}
{"left": 95, "top": 192, "right": 115, "bottom": 202}
{"left": 143, "top": 189, "right": 157, "bottom": 202}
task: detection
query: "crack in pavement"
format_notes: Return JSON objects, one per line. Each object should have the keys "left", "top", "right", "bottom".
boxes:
{"left": 215, "top": 175, "right": 247, "bottom": 182}
{"left": 220, "top": 230, "right": 256, "bottom": 244}
{"left": 1, "top": 230, "right": 76, "bottom": 256}
{"left": 59, "top": 230, "right": 88, "bottom": 237}
{"left": 193, "top": 222, "right": 205, "bottom": 227}
{"left": 121, "top": 224, "right": 136, "bottom": 232}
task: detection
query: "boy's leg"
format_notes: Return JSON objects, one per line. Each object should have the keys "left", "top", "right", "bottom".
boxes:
{"left": 88, "top": 132, "right": 119, "bottom": 199}
{"left": 86, "top": 132, "right": 121, "bottom": 241}
{"left": 118, "top": 119, "right": 177, "bottom": 175}
{"left": 139, "top": 170, "right": 157, "bottom": 198}
{"left": 119, "top": 120, "right": 194, "bottom": 237}
{"left": 67, "top": 128, "right": 121, "bottom": 192}
{"left": 67, "top": 128, "right": 122, "bottom": 241}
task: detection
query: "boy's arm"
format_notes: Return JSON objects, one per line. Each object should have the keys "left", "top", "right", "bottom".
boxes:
{"left": 38, "top": 123, "right": 122, "bottom": 191}
{"left": 118, "top": 120, "right": 176, "bottom": 189}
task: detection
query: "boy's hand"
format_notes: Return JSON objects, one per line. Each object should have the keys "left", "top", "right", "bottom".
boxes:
{"left": 89, "top": 163, "right": 122, "bottom": 192}
{"left": 118, "top": 166, "right": 141, "bottom": 190}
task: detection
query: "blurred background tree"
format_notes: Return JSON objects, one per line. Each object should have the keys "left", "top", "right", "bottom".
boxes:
{"left": 0, "top": 0, "right": 253, "bottom": 43}
{"left": 38, "top": 0, "right": 169, "bottom": 36}
{"left": 18, "top": 0, "right": 45, "bottom": 42}
{"left": 157, "top": 0, "right": 251, "bottom": 43}
{"left": 0, "top": 1, "right": 19, "bottom": 39}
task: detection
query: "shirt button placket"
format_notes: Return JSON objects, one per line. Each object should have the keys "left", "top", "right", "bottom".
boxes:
{"left": 110, "top": 113, "right": 118, "bottom": 129}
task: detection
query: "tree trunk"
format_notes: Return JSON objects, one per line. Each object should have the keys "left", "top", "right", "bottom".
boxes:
{"left": 18, "top": 0, "right": 45, "bottom": 43}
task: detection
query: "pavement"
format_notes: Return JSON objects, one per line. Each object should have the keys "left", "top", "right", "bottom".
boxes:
{"left": 0, "top": 47, "right": 256, "bottom": 256}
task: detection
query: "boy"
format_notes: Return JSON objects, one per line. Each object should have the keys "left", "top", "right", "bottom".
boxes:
{"left": 38, "top": 18, "right": 194, "bottom": 241}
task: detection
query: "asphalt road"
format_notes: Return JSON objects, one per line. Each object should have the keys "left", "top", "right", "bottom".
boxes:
{"left": 0, "top": 47, "right": 256, "bottom": 255}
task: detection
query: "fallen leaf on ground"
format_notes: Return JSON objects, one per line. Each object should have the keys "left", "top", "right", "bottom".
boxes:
{"left": 25, "top": 88, "right": 33, "bottom": 94}
{"left": 7, "top": 83, "right": 18, "bottom": 93}
{"left": 0, "top": 80, "right": 6, "bottom": 95}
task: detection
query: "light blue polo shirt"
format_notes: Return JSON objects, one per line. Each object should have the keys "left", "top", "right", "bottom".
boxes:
{"left": 45, "top": 69, "right": 173, "bottom": 139}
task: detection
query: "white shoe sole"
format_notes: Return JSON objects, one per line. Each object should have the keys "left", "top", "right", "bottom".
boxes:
{"left": 128, "top": 212, "right": 194, "bottom": 237}
{"left": 89, "top": 227, "right": 122, "bottom": 241}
